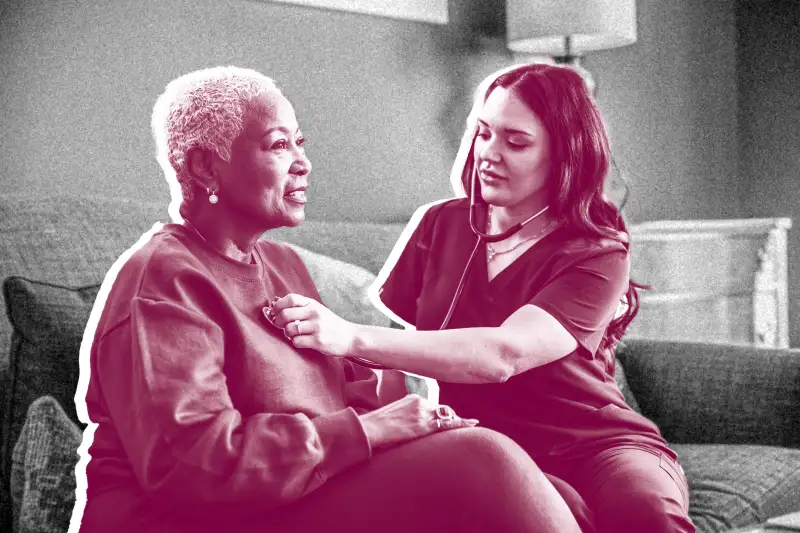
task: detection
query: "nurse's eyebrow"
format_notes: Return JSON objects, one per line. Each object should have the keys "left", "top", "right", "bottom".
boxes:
{"left": 477, "top": 119, "right": 533, "bottom": 137}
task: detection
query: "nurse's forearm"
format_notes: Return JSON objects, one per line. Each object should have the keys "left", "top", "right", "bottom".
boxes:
{"left": 349, "top": 324, "right": 514, "bottom": 384}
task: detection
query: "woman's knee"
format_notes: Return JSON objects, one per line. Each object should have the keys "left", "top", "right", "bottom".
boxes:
{"left": 388, "top": 428, "right": 526, "bottom": 491}
{"left": 434, "top": 426, "right": 523, "bottom": 457}
{"left": 420, "top": 428, "right": 546, "bottom": 484}
{"left": 410, "top": 428, "right": 581, "bottom": 532}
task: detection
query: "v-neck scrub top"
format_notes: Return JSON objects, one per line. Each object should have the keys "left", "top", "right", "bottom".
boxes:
{"left": 378, "top": 198, "right": 674, "bottom": 469}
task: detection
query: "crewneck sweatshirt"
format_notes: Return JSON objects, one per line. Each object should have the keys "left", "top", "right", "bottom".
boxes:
{"left": 83, "top": 223, "right": 377, "bottom": 523}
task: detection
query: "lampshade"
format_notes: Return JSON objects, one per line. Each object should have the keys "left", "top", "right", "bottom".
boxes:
{"left": 507, "top": 0, "right": 637, "bottom": 56}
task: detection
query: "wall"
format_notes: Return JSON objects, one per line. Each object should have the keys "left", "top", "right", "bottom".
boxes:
{"left": 0, "top": 0, "right": 462, "bottom": 221}
{"left": 737, "top": 0, "right": 800, "bottom": 346}
{"left": 1, "top": 0, "right": 740, "bottom": 224}
{"left": 587, "top": 0, "right": 742, "bottom": 223}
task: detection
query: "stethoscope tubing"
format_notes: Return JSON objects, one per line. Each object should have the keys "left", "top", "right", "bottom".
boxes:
{"left": 348, "top": 210, "right": 525, "bottom": 370}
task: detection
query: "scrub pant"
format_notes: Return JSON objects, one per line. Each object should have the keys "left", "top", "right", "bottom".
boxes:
{"left": 81, "top": 427, "right": 582, "bottom": 533}
{"left": 545, "top": 445, "right": 696, "bottom": 533}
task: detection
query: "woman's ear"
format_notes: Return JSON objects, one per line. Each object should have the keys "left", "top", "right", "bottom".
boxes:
{"left": 186, "top": 146, "right": 217, "bottom": 190}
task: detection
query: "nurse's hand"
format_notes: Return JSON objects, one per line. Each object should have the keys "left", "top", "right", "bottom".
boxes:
{"left": 268, "top": 293, "right": 356, "bottom": 357}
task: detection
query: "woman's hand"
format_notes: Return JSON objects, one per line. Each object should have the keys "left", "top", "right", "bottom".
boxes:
{"left": 268, "top": 293, "right": 356, "bottom": 356}
{"left": 359, "top": 395, "right": 479, "bottom": 450}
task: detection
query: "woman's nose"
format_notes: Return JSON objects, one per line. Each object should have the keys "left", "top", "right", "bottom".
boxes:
{"left": 293, "top": 148, "right": 312, "bottom": 175}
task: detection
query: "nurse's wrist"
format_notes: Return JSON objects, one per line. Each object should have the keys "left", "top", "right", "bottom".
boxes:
{"left": 348, "top": 323, "right": 376, "bottom": 360}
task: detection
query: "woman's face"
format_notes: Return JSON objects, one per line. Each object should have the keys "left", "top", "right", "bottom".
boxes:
{"left": 214, "top": 90, "right": 311, "bottom": 229}
{"left": 473, "top": 87, "right": 550, "bottom": 211}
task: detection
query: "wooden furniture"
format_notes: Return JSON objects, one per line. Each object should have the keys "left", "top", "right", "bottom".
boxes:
{"left": 626, "top": 218, "right": 792, "bottom": 348}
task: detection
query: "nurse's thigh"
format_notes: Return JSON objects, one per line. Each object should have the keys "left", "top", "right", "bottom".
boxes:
{"left": 570, "top": 446, "right": 695, "bottom": 533}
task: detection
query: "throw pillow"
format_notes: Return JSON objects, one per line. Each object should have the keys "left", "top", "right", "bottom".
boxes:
{"left": 10, "top": 395, "right": 82, "bottom": 533}
{"left": 1, "top": 277, "right": 96, "bottom": 515}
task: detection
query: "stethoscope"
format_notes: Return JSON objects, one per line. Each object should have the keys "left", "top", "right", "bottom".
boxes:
{"left": 346, "top": 160, "right": 548, "bottom": 370}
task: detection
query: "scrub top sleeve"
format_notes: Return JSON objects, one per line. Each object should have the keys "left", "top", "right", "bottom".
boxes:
{"left": 377, "top": 204, "right": 441, "bottom": 326}
{"left": 529, "top": 247, "right": 630, "bottom": 360}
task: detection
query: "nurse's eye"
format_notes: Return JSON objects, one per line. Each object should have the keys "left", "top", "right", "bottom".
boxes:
{"left": 476, "top": 128, "right": 491, "bottom": 140}
{"left": 296, "top": 136, "right": 306, "bottom": 148}
{"left": 508, "top": 140, "right": 529, "bottom": 150}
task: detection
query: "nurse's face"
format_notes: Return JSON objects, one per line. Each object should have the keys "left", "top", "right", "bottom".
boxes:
{"left": 473, "top": 87, "right": 551, "bottom": 211}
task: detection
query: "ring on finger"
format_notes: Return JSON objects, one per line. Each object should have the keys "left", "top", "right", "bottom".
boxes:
{"left": 293, "top": 319, "right": 302, "bottom": 335}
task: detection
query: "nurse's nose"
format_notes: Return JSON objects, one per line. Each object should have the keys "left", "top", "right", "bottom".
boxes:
{"left": 479, "top": 143, "right": 501, "bottom": 166}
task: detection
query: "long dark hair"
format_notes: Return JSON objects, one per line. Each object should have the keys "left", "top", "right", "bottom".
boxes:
{"left": 460, "top": 64, "right": 643, "bottom": 371}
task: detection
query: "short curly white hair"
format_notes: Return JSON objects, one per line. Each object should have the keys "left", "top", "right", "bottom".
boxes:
{"left": 151, "top": 66, "right": 280, "bottom": 211}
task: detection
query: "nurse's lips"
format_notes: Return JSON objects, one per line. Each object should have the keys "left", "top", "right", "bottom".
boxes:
{"left": 480, "top": 169, "right": 506, "bottom": 182}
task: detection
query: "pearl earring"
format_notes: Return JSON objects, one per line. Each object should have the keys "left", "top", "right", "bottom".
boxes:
{"left": 208, "top": 188, "right": 219, "bottom": 204}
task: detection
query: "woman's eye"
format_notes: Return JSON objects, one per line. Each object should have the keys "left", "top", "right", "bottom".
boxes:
{"left": 296, "top": 137, "right": 306, "bottom": 147}
{"left": 476, "top": 130, "right": 490, "bottom": 140}
{"left": 271, "top": 140, "right": 288, "bottom": 150}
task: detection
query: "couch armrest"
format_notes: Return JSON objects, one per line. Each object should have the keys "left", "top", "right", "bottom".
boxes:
{"left": 616, "top": 338, "right": 800, "bottom": 448}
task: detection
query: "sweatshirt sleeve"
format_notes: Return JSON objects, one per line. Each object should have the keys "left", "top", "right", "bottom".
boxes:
{"left": 340, "top": 360, "right": 410, "bottom": 411}
{"left": 95, "top": 296, "right": 372, "bottom": 508}
{"left": 341, "top": 359, "right": 382, "bottom": 414}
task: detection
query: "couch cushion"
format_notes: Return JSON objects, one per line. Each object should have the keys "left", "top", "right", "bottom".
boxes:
{"left": 671, "top": 443, "right": 800, "bottom": 533}
{"left": 10, "top": 396, "right": 82, "bottom": 533}
{"left": 616, "top": 339, "right": 800, "bottom": 448}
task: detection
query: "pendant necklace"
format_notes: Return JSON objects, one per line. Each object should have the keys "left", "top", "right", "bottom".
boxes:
{"left": 486, "top": 207, "right": 554, "bottom": 263}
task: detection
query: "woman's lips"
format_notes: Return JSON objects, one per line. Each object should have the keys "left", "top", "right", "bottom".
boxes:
{"left": 284, "top": 190, "right": 307, "bottom": 204}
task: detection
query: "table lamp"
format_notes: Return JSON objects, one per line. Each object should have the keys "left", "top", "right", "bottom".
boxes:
{"left": 506, "top": 0, "right": 637, "bottom": 96}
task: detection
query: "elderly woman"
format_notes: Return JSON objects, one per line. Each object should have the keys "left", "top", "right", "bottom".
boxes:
{"left": 78, "top": 66, "right": 581, "bottom": 533}
{"left": 272, "top": 64, "right": 696, "bottom": 533}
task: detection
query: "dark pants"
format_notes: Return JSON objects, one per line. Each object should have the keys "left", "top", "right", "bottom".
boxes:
{"left": 82, "top": 427, "right": 581, "bottom": 533}
{"left": 546, "top": 445, "right": 696, "bottom": 533}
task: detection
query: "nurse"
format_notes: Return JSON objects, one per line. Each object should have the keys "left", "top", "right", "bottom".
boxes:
{"left": 272, "top": 63, "right": 695, "bottom": 533}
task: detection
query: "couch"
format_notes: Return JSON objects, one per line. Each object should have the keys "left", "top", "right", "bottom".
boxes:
{"left": 0, "top": 194, "right": 798, "bottom": 533}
